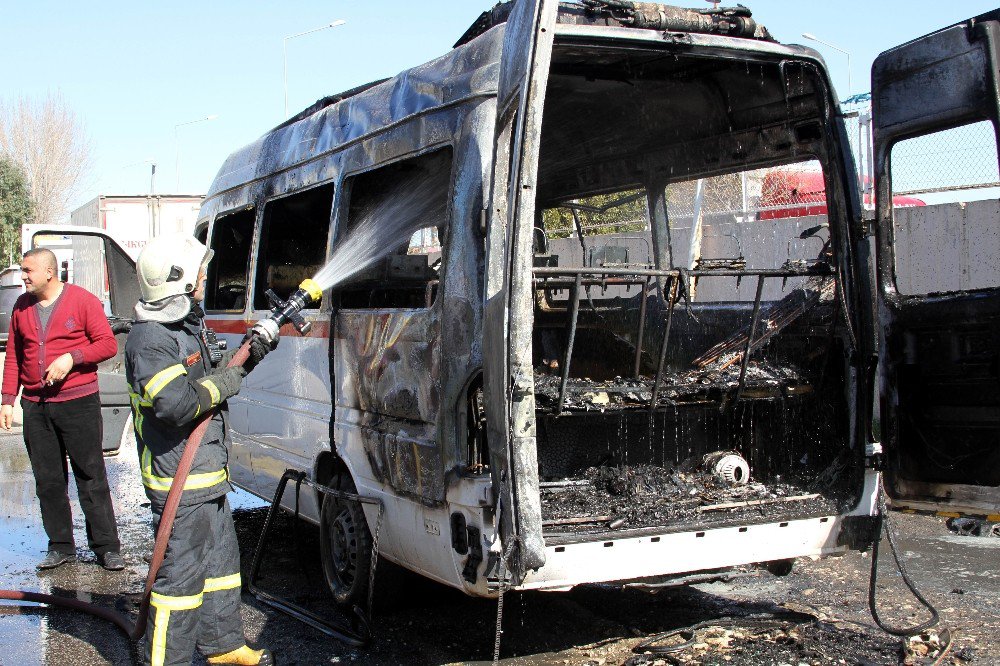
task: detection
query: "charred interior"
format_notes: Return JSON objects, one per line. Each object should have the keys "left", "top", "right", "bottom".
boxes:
{"left": 527, "top": 42, "right": 863, "bottom": 541}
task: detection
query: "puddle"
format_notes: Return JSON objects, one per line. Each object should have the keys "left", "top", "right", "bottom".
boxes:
{"left": 0, "top": 610, "right": 42, "bottom": 666}
{"left": 936, "top": 534, "right": 1000, "bottom": 549}
{"left": 0, "top": 423, "right": 274, "bottom": 665}
{"left": 230, "top": 488, "right": 269, "bottom": 511}
{"left": 0, "top": 442, "right": 50, "bottom": 574}
{"left": 0, "top": 427, "right": 265, "bottom": 577}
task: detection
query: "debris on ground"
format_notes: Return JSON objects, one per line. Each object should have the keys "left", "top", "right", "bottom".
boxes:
{"left": 903, "top": 629, "right": 955, "bottom": 664}
{"left": 624, "top": 614, "right": 907, "bottom": 665}
{"left": 946, "top": 516, "right": 1000, "bottom": 538}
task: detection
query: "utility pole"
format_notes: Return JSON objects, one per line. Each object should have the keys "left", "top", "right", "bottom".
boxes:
{"left": 283, "top": 20, "right": 347, "bottom": 118}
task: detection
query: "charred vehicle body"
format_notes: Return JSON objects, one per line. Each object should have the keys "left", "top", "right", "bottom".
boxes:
{"left": 61, "top": 1, "right": 999, "bottom": 604}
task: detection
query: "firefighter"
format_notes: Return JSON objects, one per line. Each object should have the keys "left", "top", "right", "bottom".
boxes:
{"left": 125, "top": 233, "right": 275, "bottom": 666}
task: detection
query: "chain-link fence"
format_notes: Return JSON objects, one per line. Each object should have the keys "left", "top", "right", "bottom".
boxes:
{"left": 535, "top": 93, "right": 997, "bottom": 299}
{"left": 842, "top": 94, "right": 1000, "bottom": 200}
{"left": 542, "top": 95, "right": 997, "bottom": 233}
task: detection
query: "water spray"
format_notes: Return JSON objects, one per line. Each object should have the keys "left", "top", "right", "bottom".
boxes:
{"left": 0, "top": 169, "right": 435, "bottom": 649}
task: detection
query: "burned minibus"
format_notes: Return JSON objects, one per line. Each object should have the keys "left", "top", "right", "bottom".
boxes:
{"left": 61, "top": 1, "right": 999, "bottom": 606}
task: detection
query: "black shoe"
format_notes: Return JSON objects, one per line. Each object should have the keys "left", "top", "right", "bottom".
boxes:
{"left": 37, "top": 551, "right": 75, "bottom": 570}
{"left": 98, "top": 551, "right": 126, "bottom": 571}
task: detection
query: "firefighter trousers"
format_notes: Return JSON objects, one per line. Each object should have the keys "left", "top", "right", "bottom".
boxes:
{"left": 145, "top": 496, "right": 244, "bottom": 666}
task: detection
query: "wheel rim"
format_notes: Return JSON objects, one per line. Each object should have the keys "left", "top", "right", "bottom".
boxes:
{"left": 330, "top": 505, "right": 358, "bottom": 587}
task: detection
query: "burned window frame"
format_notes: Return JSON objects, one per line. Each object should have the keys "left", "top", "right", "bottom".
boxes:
{"left": 886, "top": 118, "right": 1000, "bottom": 297}
{"left": 335, "top": 145, "right": 455, "bottom": 311}
{"left": 251, "top": 182, "right": 336, "bottom": 312}
{"left": 205, "top": 206, "right": 258, "bottom": 313}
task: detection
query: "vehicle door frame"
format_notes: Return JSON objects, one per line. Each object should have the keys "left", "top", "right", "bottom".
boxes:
{"left": 482, "top": 0, "right": 558, "bottom": 582}
{"left": 201, "top": 204, "right": 262, "bottom": 492}
{"left": 872, "top": 11, "right": 1000, "bottom": 516}
{"left": 21, "top": 225, "right": 140, "bottom": 453}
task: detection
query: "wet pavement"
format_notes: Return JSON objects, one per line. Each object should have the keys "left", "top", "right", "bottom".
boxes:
{"left": 0, "top": 398, "right": 268, "bottom": 666}
{"left": 1, "top": 405, "right": 998, "bottom": 664}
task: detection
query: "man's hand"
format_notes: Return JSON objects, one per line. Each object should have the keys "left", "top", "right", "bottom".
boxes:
{"left": 242, "top": 334, "right": 278, "bottom": 374}
{"left": 0, "top": 405, "right": 14, "bottom": 430}
{"left": 44, "top": 353, "right": 75, "bottom": 385}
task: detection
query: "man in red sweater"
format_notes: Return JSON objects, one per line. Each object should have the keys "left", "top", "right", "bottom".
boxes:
{"left": 0, "top": 248, "right": 124, "bottom": 571}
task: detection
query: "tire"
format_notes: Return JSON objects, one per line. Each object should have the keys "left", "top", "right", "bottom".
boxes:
{"left": 319, "top": 475, "right": 373, "bottom": 607}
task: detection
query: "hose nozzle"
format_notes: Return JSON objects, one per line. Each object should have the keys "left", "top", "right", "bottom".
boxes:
{"left": 251, "top": 279, "right": 323, "bottom": 343}
{"left": 299, "top": 278, "right": 323, "bottom": 303}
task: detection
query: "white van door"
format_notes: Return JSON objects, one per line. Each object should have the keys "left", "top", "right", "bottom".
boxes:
{"left": 23, "top": 225, "right": 140, "bottom": 454}
{"left": 482, "top": 0, "right": 558, "bottom": 582}
{"left": 872, "top": 11, "right": 1000, "bottom": 517}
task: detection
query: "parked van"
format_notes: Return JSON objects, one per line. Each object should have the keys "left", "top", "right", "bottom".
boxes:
{"left": 39, "top": 1, "right": 1000, "bottom": 605}
{"left": 0, "top": 284, "right": 22, "bottom": 349}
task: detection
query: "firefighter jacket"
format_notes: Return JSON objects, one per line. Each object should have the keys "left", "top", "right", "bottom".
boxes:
{"left": 125, "top": 312, "right": 232, "bottom": 509}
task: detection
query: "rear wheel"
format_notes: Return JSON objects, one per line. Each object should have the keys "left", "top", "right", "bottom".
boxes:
{"left": 319, "top": 475, "right": 373, "bottom": 606}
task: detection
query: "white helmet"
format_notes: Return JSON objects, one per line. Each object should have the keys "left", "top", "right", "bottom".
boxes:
{"left": 136, "top": 233, "right": 213, "bottom": 304}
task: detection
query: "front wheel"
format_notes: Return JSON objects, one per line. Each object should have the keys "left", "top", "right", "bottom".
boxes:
{"left": 319, "top": 475, "right": 373, "bottom": 606}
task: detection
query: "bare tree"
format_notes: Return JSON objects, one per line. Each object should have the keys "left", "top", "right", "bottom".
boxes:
{"left": 0, "top": 93, "right": 92, "bottom": 225}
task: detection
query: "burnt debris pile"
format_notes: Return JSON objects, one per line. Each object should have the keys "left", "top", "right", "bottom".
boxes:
{"left": 626, "top": 616, "right": 906, "bottom": 665}
{"left": 534, "top": 359, "right": 809, "bottom": 411}
{"left": 541, "top": 462, "right": 838, "bottom": 534}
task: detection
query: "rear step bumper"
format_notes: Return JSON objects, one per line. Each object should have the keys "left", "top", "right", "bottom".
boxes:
{"left": 514, "top": 470, "right": 880, "bottom": 592}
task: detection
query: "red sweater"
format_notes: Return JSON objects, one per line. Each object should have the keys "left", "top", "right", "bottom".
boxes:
{"left": 2, "top": 283, "right": 118, "bottom": 404}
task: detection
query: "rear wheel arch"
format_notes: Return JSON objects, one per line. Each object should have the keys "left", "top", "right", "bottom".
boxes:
{"left": 314, "top": 451, "right": 351, "bottom": 496}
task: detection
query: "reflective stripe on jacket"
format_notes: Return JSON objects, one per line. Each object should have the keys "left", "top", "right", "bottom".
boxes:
{"left": 124, "top": 314, "right": 231, "bottom": 508}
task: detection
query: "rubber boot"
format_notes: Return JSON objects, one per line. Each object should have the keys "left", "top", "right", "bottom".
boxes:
{"left": 206, "top": 645, "right": 275, "bottom": 665}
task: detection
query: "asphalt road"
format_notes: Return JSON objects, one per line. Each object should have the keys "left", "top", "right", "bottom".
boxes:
{"left": 0, "top": 396, "right": 997, "bottom": 665}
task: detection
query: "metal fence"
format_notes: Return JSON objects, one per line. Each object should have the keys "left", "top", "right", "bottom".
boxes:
{"left": 842, "top": 93, "right": 1000, "bottom": 200}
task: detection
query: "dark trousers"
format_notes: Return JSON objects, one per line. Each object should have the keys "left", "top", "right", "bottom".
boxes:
{"left": 145, "top": 497, "right": 244, "bottom": 666}
{"left": 22, "top": 393, "right": 121, "bottom": 556}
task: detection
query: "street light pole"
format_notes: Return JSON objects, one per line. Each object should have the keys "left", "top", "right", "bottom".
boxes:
{"left": 174, "top": 115, "right": 218, "bottom": 192}
{"left": 802, "top": 32, "right": 852, "bottom": 97}
{"left": 122, "top": 158, "right": 157, "bottom": 194}
{"left": 283, "top": 19, "right": 347, "bottom": 118}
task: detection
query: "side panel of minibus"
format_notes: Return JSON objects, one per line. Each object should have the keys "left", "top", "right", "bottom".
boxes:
{"left": 329, "top": 104, "right": 497, "bottom": 588}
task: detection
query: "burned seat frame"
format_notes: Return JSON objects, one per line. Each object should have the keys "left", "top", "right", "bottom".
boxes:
{"left": 532, "top": 263, "right": 836, "bottom": 413}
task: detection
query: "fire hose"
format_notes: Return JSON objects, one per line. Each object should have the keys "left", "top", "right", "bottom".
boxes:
{"left": 867, "top": 484, "right": 940, "bottom": 636}
{"left": 0, "top": 279, "right": 321, "bottom": 649}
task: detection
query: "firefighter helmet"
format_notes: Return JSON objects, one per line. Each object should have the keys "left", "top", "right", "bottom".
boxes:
{"left": 136, "top": 233, "right": 214, "bottom": 304}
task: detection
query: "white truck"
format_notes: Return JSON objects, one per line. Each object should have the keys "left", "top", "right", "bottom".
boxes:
{"left": 67, "top": 195, "right": 203, "bottom": 302}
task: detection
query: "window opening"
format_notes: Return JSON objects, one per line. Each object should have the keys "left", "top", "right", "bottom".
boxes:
{"left": 539, "top": 188, "right": 651, "bottom": 295}
{"left": 339, "top": 148, "right": 452, "bottom": 309}
{"left": 206, "top": 208, "right": 255, "bottom": 311}
{"left": 890, "top": 120, "right": 1000, "bottom": 295}
{"left": 666, "top": 161, "right": 830, "bottom": 302}
{"left": 65, "top": 235, "right": 108, "bottom": 306}
{"left": 253, "top": 184, "right": 334, "bottom": 309}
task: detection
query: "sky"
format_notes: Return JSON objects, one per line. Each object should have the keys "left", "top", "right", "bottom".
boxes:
{"left": 2, "top": 0, "right": 998, "bottom": 217}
